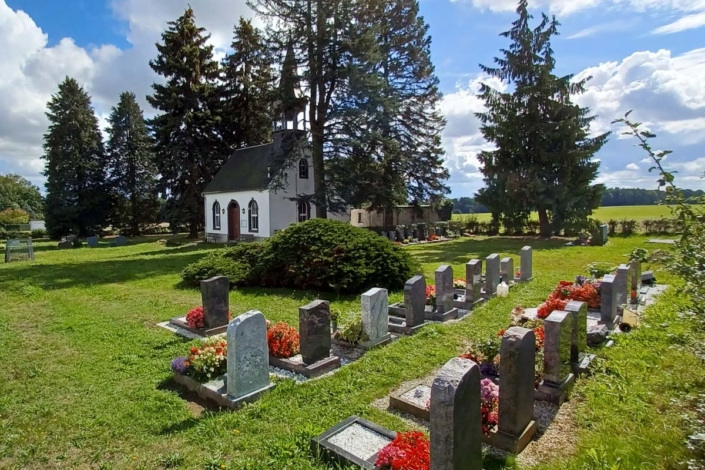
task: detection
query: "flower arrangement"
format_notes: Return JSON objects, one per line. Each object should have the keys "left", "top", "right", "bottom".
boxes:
{"left": 172, "top": 337, "right": 228, "bottom": 383}
{"left": 460, "top": 337, "right": 501, "bottom": 377}
{"left": 266, "top": 322, "right": 300, "bottom": 358}
{"left": 425, "top": 285, "right": 436, "bottom": 306}
{"left": 185, "top": 306, "right": 233, "bottom": 329}
{"left": 480, "top": 378, "right": 499, "bottom": 434}
{"left": 333, "top": 317, "right": 369, "bottom": 345}
{"left": 533, "top": 325, "right": 545, "bottom": 350}
{"left": 375, "top": 431, "right": 430, "bottom": 470}
{"left": 453, "top": 278, "right": 466, "bottom": 289}
{"left": 427, "top": 234, "right": 438, "bottom": 242}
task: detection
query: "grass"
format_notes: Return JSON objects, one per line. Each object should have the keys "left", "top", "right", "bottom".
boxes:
{"left": 452, "top": 204, "right": 693, "bottom": 223}
{"left": 0, "top": 234, "right": 702, "bottom": 469}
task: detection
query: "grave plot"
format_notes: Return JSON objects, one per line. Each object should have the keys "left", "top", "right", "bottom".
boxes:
{"left": 331, "top": 288, "right": 393, "bottom": 351}
{"left": 4, "top": 238, "right": 35, "bottom": 263}
{"left": 314, "top": 357, "right": 483, "bottom": 469}
{"left": 170, "top": 310, "right": 275, "bottom": 410}
{"left": 267, "top": 300, "right": 341, "bottom": 379}
{"left": 160, "top": 276, "right": 232, "bottom": 338}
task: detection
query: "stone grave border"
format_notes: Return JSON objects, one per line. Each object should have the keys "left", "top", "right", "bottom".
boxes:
{"left": 331, "top": 334, "right": 393, "bottom": 351}
{"left": 168, "top": 317, "right": 228, "bottom": 337}
{"left": 269, "top": 355, "right": 340, "bottom": 379}
{"left": 311, "top": 416, "right": 397, "bottom": 470}
{"left": 388, "top": 384, "right": 431, "bottom": 421}
{"left": 172, "top": 371, "right": 275, "bottom": 410}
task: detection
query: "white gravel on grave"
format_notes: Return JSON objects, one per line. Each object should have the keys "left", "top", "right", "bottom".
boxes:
{"left": 400, "top": 385, "right": 431, "bottom": 408}
{"left": 328, "top": 423, "right": 392, "bottom": 460}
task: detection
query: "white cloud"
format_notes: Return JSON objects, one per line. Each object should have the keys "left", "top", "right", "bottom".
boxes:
{"left": 566, "top": 20, "right": 635, "bottom": 39}
{"left": 626, "top": 162, "right": 640, "bottom": 170}
{"left": 653, "top": 11, "right": 705, "bottom": 33}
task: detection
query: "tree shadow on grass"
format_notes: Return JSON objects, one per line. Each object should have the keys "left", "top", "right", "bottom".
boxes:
{"left": 157, "top": 377, "right": 223, "bottom": 428}
{"left": 407, "top": 236, "right": 570, "bottom": 267}
{"left": 0, "top": 251, "right": 207, "bottom": 291}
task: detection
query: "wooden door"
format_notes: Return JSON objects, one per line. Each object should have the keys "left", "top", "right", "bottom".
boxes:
{"left": 228, "top": 202, "right": 240, "bottom": 241}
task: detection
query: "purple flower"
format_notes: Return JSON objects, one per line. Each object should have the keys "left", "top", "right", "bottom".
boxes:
{"left": 480, "top": 362, "right": 499, "bottom": 377}
{"left": 171, "top": 356, "right": 189, "bottom": 374}
{"left": 575, "top": 275, "right": 587, "bottom": 286}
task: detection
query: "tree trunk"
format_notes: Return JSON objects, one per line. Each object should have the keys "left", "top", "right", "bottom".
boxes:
{"left": 384, "top": 208, "right": 394, "bottom": 227}
{"left": 188, "top": 219, "right": 199, "bottom": 239}
{"left": 538, "top": 208, "right": 551, "bottom": 237}
{"left": 311, "top": 124, "right": 327, "bottom": 219}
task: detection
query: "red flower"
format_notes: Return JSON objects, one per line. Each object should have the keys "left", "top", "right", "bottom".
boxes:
{"left": 375, "top": 431, "right": 430, "bottom": 470}
{"left": 266, "top": 322, "right": 300, "bottom": 358}
{"left": 533, "top": 326, "right": 545, "bottom": 350}
{"left": 186, "top": 307, "right": 204, "bottom": 329}
{"left": 497, "top": 328, "right": 506, "bottom": 337}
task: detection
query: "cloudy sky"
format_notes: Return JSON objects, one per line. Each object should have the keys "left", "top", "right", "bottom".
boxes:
{"left": 1, "top": 0, "right": 704, "bottom": 197}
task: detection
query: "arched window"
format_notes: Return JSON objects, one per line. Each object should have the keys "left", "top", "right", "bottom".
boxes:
{"left": 248, "top": 199, "right": 259, "bottom": 232}
{"left": 212, "top": 200, "right": 221, "bottom": 230}
{"left": 297, "top": 201, "right": 311, "bottom": 223}
{"left": 299, "top": 158, "right": 309, "bottom": 179}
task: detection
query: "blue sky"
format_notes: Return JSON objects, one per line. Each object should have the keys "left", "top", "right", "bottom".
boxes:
{"left": 0, "top": 0, "right": 703, "bottom": 197}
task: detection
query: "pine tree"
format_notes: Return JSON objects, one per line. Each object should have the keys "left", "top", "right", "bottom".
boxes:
{"left": 42, "top": 77, "right": 107, "bottom": 238}
{"left": 221, "top": 18, "right": 275, "bottom": 150}
{"left": 147, "top": 7, "right": 227, "bottom": 238}
{"left": 476, "top": 0, "right": 608, "bottom": 236}
{"left": 105, "top": 92, "right": 159, "bottom": 235}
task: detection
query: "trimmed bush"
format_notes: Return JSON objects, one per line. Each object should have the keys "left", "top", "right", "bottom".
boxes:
{"left": 261, "top": 219, "right": 418, "bottom": 293}
{"left": 181, "top": 243, "right": 267, "bottom": 287}
{"left": 31, "top": 229, "right": 47, "bottom": 238}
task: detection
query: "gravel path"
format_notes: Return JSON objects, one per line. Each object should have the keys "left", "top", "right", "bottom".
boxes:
{"left": 328, "top": 423, "right": 392, "bottom": 460}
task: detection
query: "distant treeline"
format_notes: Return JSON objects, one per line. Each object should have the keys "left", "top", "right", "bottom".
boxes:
{"left": 451, "top": 187, "right": 704, "bottom": 214}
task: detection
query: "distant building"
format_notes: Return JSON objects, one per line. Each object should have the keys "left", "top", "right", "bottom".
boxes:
{"left": 351, "top": 205, "right": 441, "bottom": 228}
{"left": 29, "top": 220, "right": 45, "bottom": 231}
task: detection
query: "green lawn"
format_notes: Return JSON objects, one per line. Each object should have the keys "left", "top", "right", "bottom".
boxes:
{"left": 452, "top": 204, "right": 688, "bottom": 223}
{"left": 0, "top": 235, "right": 702, "bottom": 469}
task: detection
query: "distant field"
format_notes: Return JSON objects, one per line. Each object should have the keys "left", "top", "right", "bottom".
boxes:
{"left": 452, "top": 204, "right": 689, "bottom": 222}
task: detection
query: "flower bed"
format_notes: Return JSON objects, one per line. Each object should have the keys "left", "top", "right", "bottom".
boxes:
{"left": 536, "top": 277, "right": 601, "bottom": 319}
{"left": 480, "top": 378, "right": 499, "bottom": 434}
{"left": 425, "top": 285, "right": 436, "bottom": 306}
{"left": 170, "top": 336, "right": 227, "bottom": 383}
{"left": 266, "top": 322, "right": 300, "bottom": 358}
{"left": 185, "top": 306, "right": 233, "bottom": 329}
{"left": 375, "top": 431, "right": 430, "bottom": 470}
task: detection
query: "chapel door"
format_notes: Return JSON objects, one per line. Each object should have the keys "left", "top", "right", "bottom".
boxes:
{"left": 228, "top": 202, "right": 240, "bottom": 241}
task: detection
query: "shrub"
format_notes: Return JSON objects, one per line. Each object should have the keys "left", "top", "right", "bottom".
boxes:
{"left": 261, "top": 219, "right": 418, "bottom": 293}
{"left": 266, "top": 322, "right": 300, "bottom": 358}
{"left": 30, "top": 229, "right": 47, "bottom": 238}
{"left": 333, "top": 317, "right": 368, "bottom": 345}
{"left": 619, "top": 218, "right": 637, "bottom": 236}
{"left": 181, "top": 243, "right": 268, "bottom": 287}
{"left": 0, "top": 208, "right": 29, "bottom": 225}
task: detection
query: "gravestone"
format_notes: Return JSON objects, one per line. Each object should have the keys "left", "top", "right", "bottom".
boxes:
{"left": 520, "top": 246, "right": 533, "bottom": 281}
{"left": 630, "top": 260, "right": 642, "bottom": 304}
{"left": 500, "top": 257, "right": 514, "bottom": 284}
{"left": 537, "top": 311, "right": 575, "bottom": 404}
{"left": 361, "top": 288, "right": 389, "bottom": 341}
{"left": 564, "top": 301, "right": 587, "bottom": 365}
{"left": 600, "top": 224, "right": 608, "bottom": 245}
{"left": 615, "top": 264, "right": 630, "bottom": 308}
{"left": 642, "top": 270, "right": 655, "bottom": 285}
{"left": 435, "top": 265, "right": 454, "bottom": 314}
{"left": 430, "top": 357, "right": 482, "bottom": 470}
{"left": 485, "top": 254, "right": 500, "bottom": 296}
{"left": 388, "top": 231, "right": 396, "bottom": 243}
{"left": 490, "top": 327, "right": 538, "bottom": 453}
{"left": 404, "top": 275, "right": 426, "bottom": 328}
{"left": 58, "top": 240, "right": 72, "bottom": 250}
{"left": 115, "top": 235, "right": 128, "bottom": 247}
{"left": 201, "top": 276, "right": 230, "bottom": 329}
{"left": 466, "top": 259, "right": 483, "bottom": 304}
{"left": 300, "top": 300, "right": 332, "bottom": 365}
{"left": 600, "top": 274, "right": 618, "bottom": 327}
{"left": 66, "top": 235, "right": 77, "bottom": 243}
{"left": 87, "top": 236, "right": 99, "bottom": 248}
{"left": 226, "top": 310, "right": 272, "bottom": 401}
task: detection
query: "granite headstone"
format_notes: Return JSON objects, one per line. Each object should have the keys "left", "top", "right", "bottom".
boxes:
{"left": 520, "top": 246, "right": 533, "bottom": 281}
{"left": 115, "top": 235, "right": 128, "bottom": 247}
{"left": 404, "top": 275, "right": 426, "bottom": 328}
{"left": 466, "top": 259, "right": 483, "bottom": 303}
{"left": 226, "top": 310, "right": 270, "bottom": 399}
{"left": 615, "top": 264, "right": 630, "bottom": 308}
{"left": 500, "top": 257, "right": 514, "bottom": 284}
{"left": 498, "top": 327, "right": 536, "bottom": 437}
{"left": 361, "top": 288, "right": 388, "bottom": 341}
{"left": 542, "top": 311, "right": 573, "bottom": 385}
{"left": 564, "top": 301, "right": 587, "bottom": 364}
{"left": 201, "top": 276, "right": 230, "bottom": 329}
{"left": 87, "top": 236, "right": 99, "bottom": 248}
{"left": 485, "top": 254, "right": 500, "bottom": 295}
{"left": 300, "top": 300, "right": 332, "bottom": 365}
{"left": 600, "top": 274, "right": 617, "bottom": 326}
{"left": 435, "top": 265, "right": 454, "bottom": 314}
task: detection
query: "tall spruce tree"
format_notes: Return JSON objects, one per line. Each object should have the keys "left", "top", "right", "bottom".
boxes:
{"left": 105, "top": 92, "right": 159, "bottom": 235}
{"left": 147, "top": 7, "right": 227, "bottom": 237}
{"left": 43, "top": 77, "right": 107, "bottom": 238}
{"left": 476, "top": 0, "right": 608, "bottom": 236}
{"left": 221, "top": 18, "right": 274, "bottom": 150}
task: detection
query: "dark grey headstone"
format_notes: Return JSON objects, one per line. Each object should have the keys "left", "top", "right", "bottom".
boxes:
{"left": 361, "top": 288, "right": 388, "bottom": 340}
{"left": 435, "top": 265, "right": 454, "bottom": 314}
{"left": 430, "top": 357, "right": 482, "bottom": 470}
{"left": 404, "top": 275, "right": 426, "bottom": 327}
{"left": 226, "top": 310, "right": 270, "bottom": 399}
{"left": 466, "top": 260, "right": 482, "bottom": 303}
{"left": 115, "top": 235, "right": 128, "bottom": 247}
{"left": 641, "top": 270, "right": 655, "bottom": 285}
{"left": 299, "top": 300, "right": 332, "bottom": 365}
{"left": 520, "top": 246, "right": 533, "bottom": 281}
{"left": 201, "top": 276, "right": 230, "bottom": 329}
{"left": 542, "top": 311, "right": 572, "bottom": 385}
{"left": 498, "top": 327, "right": 536, "bottom": 437}
{"left": 501, "top": 257, "right": 514, "bottom": 284}
{"left": 485, "top": 254, "right": 500, "bottom": 295}
{"left": 87, "top": 236, "right": 99, "bottom": 248}
{"left": 587, "top": 324, "right": 609, "bottom": 345}
{"left": 58, "top": 240, "right": 72, "bottom": 250}
{"left": 564, "top": 301, "right": 587, "bottom": 364}
{"left": 615, "top": 264, "right": 629, "bottom": 307}
{"left": 600, "top": 274, "right": 617, "bottom": 325}
{"left": 600, "top": 224, "right": 608, "bottom": 244}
